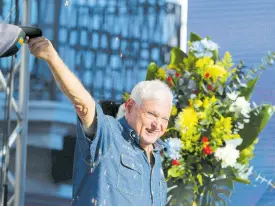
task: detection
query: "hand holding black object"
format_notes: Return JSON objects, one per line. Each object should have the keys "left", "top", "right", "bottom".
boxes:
{"left": 0, "top": 24, "right": 42, "bottom": 58}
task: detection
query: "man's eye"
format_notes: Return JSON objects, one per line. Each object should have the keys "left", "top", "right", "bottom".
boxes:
{"left": 162, "top": 118, "right": 169, "bottom": 122}
{"left": 147, "top": 112, "right": 156, "bottom": 117}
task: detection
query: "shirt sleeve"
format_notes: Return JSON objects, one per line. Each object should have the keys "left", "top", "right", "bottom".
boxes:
{"left": 76, "top": 101, "right": 114, "bottom": 167}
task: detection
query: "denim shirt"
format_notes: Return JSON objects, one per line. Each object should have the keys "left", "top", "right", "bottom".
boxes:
{"left": 72, "top": 102, "right": 167, "bottom": 206}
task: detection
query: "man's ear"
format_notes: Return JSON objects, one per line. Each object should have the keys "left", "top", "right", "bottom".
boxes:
{"left": 125, "top": 98, "right": 135, "bottom": 113}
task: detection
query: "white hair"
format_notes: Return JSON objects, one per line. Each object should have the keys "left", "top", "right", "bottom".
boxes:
{"left": 130, "top": 80, "right": 173, "bottom": 105}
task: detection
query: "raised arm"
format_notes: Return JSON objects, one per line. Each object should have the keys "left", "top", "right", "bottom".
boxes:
{"left": 28, "top": 37, "right": 95, "bottom": 129}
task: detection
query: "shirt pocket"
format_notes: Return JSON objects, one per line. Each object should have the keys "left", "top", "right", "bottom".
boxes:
{"left": 159, "top": 175, "right": 167, "bottom": 206}
{"left": 117, "top": 154, "right": 144, "bottom": 196}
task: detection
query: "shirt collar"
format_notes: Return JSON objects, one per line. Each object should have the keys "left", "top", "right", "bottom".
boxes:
{"left": 154, "top": 138, "right": 166, "bottom": 152}
{"left": 119, "top": 116, "right": 166, "bottom": 152}
{"left": 119, "top": 116, "right": 140, "bottom": 145}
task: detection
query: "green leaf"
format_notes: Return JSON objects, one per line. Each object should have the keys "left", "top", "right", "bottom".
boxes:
{"left": 202, "top": 163, "right": 214, "bottom": 174}
{"left": 232, "top": 177, "right": 251, "bottom": 184}
{"left": 239, "top": 76, "right": 259, "bottom": 101}
{"left": 201, "top": 189, "right": 209, "bottom": 206}
{"left": 146, "top": 62, "right": 158, "bottom": 80}
{"left": 214, "top": 188, "right": 232, "bottom": 197}
{"left": 167, "top": 180, "right": 195, "bottom": 206}
{"left": 168, "top": 167, "right": 179, "bottom": 178}
{"left": 190, "top": 32, "right": 202, "bottom": 42}
{"left": 238, "top": 139, "right": 257, "bottom": 163}
{"left": 122, "top": 92, "right": 130, "bottom": 101}
{"left": 211, "top": 187, "right": 231, "bottom": 205}
{"left": 238, "top": 104, "right": 275, "bottom": 150}
{"left": 201, "top": 177, "right": 235, "bottom": 206}
{"left": 222, "top": 167, "right": 236, "bottom": 177}
{"left": 213, "top": 178, "right": 234, "bottom": 190}
{"left": 197, "top": 174, "right": 203, "bottom": 186}
{"left": 168, "top": 166, "right": 184, "bottom": 178}
{"left": 212, "top": 48, "right": 219, "bottom": 62}
{"left": 214, "top": 195, "right": 226, "bottom": 206}
{"left": 170, "top": 47, "right": 187, "bottom": 65}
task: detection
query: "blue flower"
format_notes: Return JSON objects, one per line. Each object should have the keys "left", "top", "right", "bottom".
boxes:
{"left": 190, "top": 41, "right": 204, "bottom": 53}
{"left": 201, "top": 38, "right": 219, "bottom": 51}
{"left": 190, "top": 38, "right": 219, "bottom": 58}
{"left": 165, "top": 138, "right": 183, "bottom": 160}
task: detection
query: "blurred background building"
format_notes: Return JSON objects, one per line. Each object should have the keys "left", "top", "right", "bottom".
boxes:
{"left": 0, "top": 0, "right": 275, "bottom": 205}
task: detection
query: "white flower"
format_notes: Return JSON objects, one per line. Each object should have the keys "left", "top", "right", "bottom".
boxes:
{"left": 214, "top": 139, "right": 242, "bottom": 168}
{"left": 116, "top": 103, "right": 126, "bottom": 119}
{"left": 234, "top": 163, "right": 253, "bottom": 180}
{"left": 243, "top": 119, "right": 250, "bottom": 123}
{"left": 211, "top": 174, "right": 226, "bottom": 181}
{"left": 165, "top": 138, "right": 183, "bottom": 160}
{"left": 226, "top": 91, "right": 240, "bottom": 101}
{"left": 190, "top": 94, "right": 197, "bottom": 99}
{"left": 229, "top": 96, "right": 251, "bottom": 117}
{"left": 237, "top": 122, "right": 244, "bottom": 129}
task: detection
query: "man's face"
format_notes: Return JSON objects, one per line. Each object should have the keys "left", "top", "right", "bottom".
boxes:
{"left": 126, "top": 98, "right": 172, "bottom": 147}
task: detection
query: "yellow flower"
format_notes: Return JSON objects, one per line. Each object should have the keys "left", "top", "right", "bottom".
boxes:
{"left": 189, "top": 98, "right": 203, "bottom": 108}
{"left": 210, "top": 96, "right": 217, "bottom": 104}
{"left": 171, "top": 105, "right": 178, "bottom": 116}
{"left": 176, "top": 107, "right": 199, "bottom": 139}
{"left": 191, "top": 133, "right": 201, "bottom": 142}
{"left": 202, "top": 96, "right": 216, "bottom": 109}
{"left": 197, "top": 112, "right": 206, "bottom": 119}
{"left": 217, "top": 51, "right": 234, "bottom": 70}
{"left": 176, "top": 107, "right": 198, "bottom": 129}
{"left": 211, "top": 117, "right": 239, "bottom": 146}
{"left": 203, "top": 64, "right": 227, "bottom": 82}
{"left": 196, "top": 57, "right": 214, "bottom": 69}
{"left": 203, "top": 97, "right": 210, "bottom": 108}
{"left": 155, "top": 68, "right": 166, "bottom": 80}
{"left": 194, "top": 99, "right": 203, "bottom": 108}
{"left": 223, "top": 117, "right": 232, "bottom": 133}
{"left": 215, "top": 139, "right": 223, "bottom": 146}
{"left": 185, "top": 140, "right": 192, "bottom": 150}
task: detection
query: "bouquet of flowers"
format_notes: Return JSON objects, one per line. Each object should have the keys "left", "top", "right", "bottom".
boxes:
{"left": 123, "top": 32, "right": 275, "bottom": 205}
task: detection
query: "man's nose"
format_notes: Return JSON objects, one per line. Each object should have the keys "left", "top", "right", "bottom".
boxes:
{"left": 152, "top": 117, "right": 161, "bottom": 129}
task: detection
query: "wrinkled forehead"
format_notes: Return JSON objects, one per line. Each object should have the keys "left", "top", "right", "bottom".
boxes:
{"left": 140, "top": 98, "right": 172, "bottom": 111}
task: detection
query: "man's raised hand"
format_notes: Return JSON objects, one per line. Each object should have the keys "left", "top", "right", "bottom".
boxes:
{"left": 27, "top": 36, "right": 57, "bottom": 61}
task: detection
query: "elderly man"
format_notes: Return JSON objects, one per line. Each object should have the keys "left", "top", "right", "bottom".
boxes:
{"left": 27, "top": 37, "right": 173, "bottom": 206}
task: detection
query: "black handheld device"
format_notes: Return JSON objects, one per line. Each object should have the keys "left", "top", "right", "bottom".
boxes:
{"left": 20, "top": 26, "right": 42, "bottom": 39}
{"left": 0, "top": 24, "right": 42, "bottom": 58}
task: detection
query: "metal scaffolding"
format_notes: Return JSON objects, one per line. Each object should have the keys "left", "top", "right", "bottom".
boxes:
{"left": 0, "top": 0, "right": 30, "bottom": 205}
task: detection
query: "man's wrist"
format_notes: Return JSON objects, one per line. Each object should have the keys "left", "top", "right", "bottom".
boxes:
{"left": 47, "top": 51, "right": 60, "bottom": 65}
